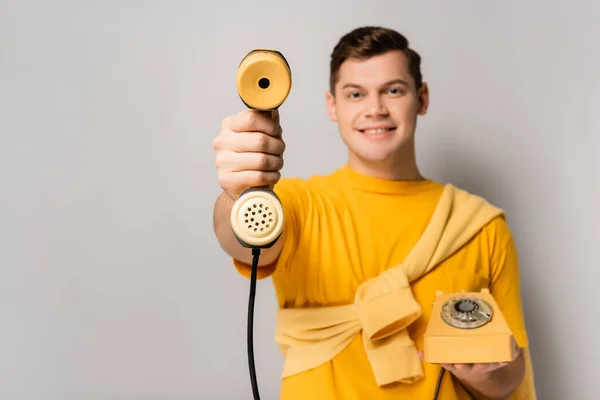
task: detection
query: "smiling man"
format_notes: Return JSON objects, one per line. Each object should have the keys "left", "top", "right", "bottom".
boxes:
{"left": 213, "top": 26, "right": 536, "bottom": 399}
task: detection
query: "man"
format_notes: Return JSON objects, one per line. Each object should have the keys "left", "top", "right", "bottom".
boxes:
{"left": 213, "top": 26, "right": 535, "bottom": 399}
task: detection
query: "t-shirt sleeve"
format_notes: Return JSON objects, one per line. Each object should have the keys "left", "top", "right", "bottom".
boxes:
{"left": 488, "top": 217, "right": 530, "bottom": 349}
{"left": 232, "top": 177, "right": 306, "bottom": 280}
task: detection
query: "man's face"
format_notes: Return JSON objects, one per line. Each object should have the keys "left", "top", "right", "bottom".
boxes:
{"left": 326, "top": 50, "right": 429, "bottom": 167}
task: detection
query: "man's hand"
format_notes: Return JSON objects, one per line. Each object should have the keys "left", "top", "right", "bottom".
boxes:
{"left": 417, "top": 339, "right": 525, "bottom": 400}
{"left": 211, "top": 109, "right": 287, "bottom": 266}
{"left": 437, "top": 349, "right": 517, "bottom": 383}
{"left": 213, "top": 109, "right": 285, "bottom": 200}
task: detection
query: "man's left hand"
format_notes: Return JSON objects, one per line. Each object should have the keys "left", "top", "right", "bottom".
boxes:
{"left": 417, "top": 339, "right": 524, "bottom": 399}
{"left": 417, "top": 337, "right": 520, "bottom": 379}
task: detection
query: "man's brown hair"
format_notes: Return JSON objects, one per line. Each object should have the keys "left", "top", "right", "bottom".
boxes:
{"left": 329, "top": 26, "right": 423, "bottom": 94}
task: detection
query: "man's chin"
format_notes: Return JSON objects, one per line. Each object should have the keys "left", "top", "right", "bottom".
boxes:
{"left": 351, "top": 151, "right": 393, "bottom": 165}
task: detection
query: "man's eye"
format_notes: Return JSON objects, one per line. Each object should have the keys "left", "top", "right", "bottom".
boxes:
{"left": 348, "top": 92, "right": 361, "bottom": 98}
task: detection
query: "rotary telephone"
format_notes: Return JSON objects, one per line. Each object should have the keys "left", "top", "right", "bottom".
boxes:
{"left": 230, "top": 48, "right": 291, "bottom": 400}
{"left": 423, "top": 289, "right": 517, "bottom": 400}
{"left": 423, "top": 289, "right": 519, "bottom": 399}
{"left": 423, "top": 288, "right": 518, "bottom": 364}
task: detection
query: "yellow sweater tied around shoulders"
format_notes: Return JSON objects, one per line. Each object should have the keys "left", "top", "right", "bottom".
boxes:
{"left": 274, "top": 184, "right": 504, "bottom": 387}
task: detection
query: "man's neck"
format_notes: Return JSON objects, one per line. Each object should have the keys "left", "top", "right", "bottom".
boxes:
{"left": 348, "top": 152, "right": 424, "bottom": 182}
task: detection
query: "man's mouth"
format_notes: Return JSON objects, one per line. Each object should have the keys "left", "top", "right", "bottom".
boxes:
{"left": 357, "top": 127, "right": 396, "bottom": 136}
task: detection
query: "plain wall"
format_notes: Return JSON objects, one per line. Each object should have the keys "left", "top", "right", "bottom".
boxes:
{"left": 1, "top": 1, "right": 599, "bottom": 399}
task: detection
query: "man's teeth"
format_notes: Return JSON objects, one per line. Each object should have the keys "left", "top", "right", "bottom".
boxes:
{"left": 363, "top": 128, "right": 392, "bottom": 134}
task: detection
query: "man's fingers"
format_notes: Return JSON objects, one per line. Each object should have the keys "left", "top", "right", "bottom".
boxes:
{"left": 453, "top": 364, "right": 469, "bottom": 371}
{"left": 228, "top": 131, "right": 286, "bottom": 155}
{"left": 489, "top": 362, "right": 509, "bottom": 371}
{"left": 216, "top": 152, "right": 283, "bottom": 172}
{"left": 233, "top": 170, "right": 281, "bottom": 188}
{"left": 217, "top": 169, "right": 281, "bottom": 190}
{"left": 224, "top": 109, "right": 281, "bottom": 137}
{"left": 448, "top": 363, "right": 473, "bottom": 372}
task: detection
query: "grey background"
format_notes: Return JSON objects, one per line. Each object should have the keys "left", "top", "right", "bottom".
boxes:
{"left": 1, "top": 1, "right": 599, "bottom": 399}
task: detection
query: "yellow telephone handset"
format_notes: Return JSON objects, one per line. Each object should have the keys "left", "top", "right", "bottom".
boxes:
{"left": 230, "top": 49, "right": 291, "bottom": 250}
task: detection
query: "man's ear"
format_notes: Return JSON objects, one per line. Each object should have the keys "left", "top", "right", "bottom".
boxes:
{"left": 325, "top": 90, "right": 338, "bottom": 122}
{"left": 418, "top": 82, "right": 429, "bottom": 115}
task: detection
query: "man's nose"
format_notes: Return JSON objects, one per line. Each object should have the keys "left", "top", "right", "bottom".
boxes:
{"left": 365, "top": 96, "right": 388, "bottom": 117}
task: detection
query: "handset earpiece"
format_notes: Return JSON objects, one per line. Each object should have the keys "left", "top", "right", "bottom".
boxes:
{"left": 231, "top": 49, "right": 291, "bottom": 249}
{"left": 236, "top": 48, "right": 291, "bottom": 111}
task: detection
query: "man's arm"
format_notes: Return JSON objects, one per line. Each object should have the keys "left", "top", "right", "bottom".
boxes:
{"left": 454, "top": 217, "right": 530, "bottom": 399}
{"left": 213, "top": 191, "right": 285, "bottom": 266}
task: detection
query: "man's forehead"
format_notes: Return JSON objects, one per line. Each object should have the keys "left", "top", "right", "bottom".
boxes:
{"left": 337, "top": 51, "right": 413, "bottom": 86}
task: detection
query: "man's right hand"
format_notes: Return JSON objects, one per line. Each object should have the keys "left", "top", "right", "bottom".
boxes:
{"left": 213, "top": 109, "right": 285, "bottom": 200}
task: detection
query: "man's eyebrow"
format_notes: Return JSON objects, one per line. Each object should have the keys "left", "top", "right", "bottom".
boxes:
{"left": 341, "top": 83, "right": 362, "bottom": 90}
{"left": 341, "top": 79, "right": 410, "bottom": 90}
{"left": 384, "top": 79, "right": 409, "bottom": 86}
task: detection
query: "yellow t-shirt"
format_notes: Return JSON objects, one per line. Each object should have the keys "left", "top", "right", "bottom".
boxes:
{"left": 233, "top": 164, "right": 533, "bottom": 400}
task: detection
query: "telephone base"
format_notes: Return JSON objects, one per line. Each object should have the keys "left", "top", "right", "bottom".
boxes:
{"left": 424, "top": 333, "right": 516, "bottom": 364}
{"left": 423, "top": 289, "right": 517, "bottom": 365}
